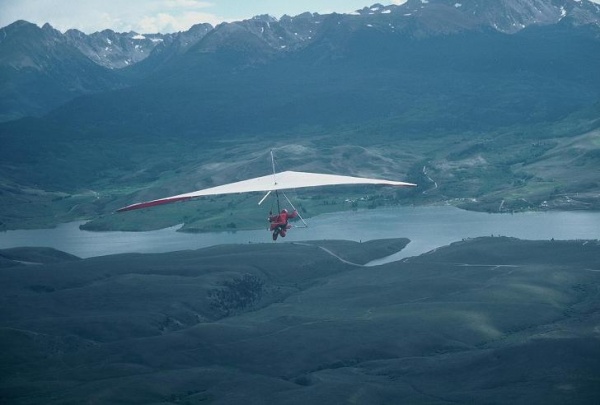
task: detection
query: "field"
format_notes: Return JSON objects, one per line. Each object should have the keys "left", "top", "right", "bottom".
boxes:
{"left": 1, "top": 237, "right": 599, "bottom": 404}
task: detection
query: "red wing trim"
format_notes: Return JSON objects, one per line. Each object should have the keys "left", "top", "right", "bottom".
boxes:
{"left": 116, "top": 196, "right": 193, "bottom": 212}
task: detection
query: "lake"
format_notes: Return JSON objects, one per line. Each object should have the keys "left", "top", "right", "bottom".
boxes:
{"left": 1, "top": 206, "right": 599, "bottom": 263}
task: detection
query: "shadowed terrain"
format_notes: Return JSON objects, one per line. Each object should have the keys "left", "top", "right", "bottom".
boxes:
{"left": 1, "top": 237, "right": 599, "bottom": 404}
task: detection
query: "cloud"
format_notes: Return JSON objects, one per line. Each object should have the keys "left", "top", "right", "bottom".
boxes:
{"left": 163, "top": 0, "right": 213, "bottom": 8}
{"left": 138, "top": 11, "right": 222, "bottom": 33}
{"left": 0, "top": 0, "right": 223, "bottom": 33}
{"left": 99, "top": 0, "right": 223, "bottom": 33}
{"left": 133, "top": 1, "right": 223, "bottom": 32}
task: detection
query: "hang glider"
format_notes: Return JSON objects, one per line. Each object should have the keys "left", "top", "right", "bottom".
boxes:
{"left": 116, "top": 170, "right": 416, "bottom": 213}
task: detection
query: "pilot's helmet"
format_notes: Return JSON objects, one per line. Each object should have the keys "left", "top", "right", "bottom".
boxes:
{"left": 281, "top": 209, "right": 288, "bottom": 214}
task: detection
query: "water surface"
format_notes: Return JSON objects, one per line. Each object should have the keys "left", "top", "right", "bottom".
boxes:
{"left": 1, "top": 206, "right": 598, "bottom": 262}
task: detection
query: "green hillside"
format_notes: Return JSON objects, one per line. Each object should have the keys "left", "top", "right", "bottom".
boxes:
{"left": 1, "top": 106, "right": 598, "bottom": 232}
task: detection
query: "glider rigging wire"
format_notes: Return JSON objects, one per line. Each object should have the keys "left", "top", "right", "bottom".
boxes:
{"left": 268, "top": 149, "right": 308, "bottom": 227}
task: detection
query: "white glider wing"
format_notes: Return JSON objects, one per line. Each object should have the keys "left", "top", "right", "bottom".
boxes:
{"left": 117, "top": 170, "right": 416, "bottom": 212}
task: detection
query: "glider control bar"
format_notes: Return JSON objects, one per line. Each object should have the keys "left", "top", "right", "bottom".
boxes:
{"left": 258, "top": 190, "right": 272, "bottom": 205}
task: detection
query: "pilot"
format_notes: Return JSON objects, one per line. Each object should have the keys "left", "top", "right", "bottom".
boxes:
{"left": 268, "top": 208, "right": 298, "bottom": 240}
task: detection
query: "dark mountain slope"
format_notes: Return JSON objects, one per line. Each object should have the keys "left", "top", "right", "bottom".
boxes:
{"left": 28, "top": 19, "right": 600, "bottom": 140}
{"left": 1, "top": 238, "right": 599, "bottom": 403}
{"left": 64, "top": 28, "right": 169, "bottom": 69}
{"left": 2, "top": 0, "right": 600, "bottom": 123}
{"left": 117, "top": 23, "right": 214, "bottom": 81}
{"left": 0, "top": 21, "right": 126, "bottom": 121}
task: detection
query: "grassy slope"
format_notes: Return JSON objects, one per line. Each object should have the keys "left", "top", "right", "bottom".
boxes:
{"left": 1, "top": 106, "right": 599, "bottom": 232}
{"left": 1, "top": 237, "right": 599, "bottom": 404}
{"left": 0, "top": 247, "right": 80, "bottom": 268}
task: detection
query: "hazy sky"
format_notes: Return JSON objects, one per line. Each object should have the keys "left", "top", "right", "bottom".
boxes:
{"left": 0, "top": 0, "right": 410, "bottom": 34}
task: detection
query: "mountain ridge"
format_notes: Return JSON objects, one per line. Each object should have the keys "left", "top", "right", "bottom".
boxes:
{"left": 1, "top": 0, "right": 600, "bottom": 121}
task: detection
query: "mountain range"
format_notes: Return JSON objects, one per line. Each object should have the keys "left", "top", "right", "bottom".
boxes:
{"left": 2, "top": 0, "right": 600, "bottom": 122}
{"left": 1, "top": 0, "right": 600, "bottom": 230}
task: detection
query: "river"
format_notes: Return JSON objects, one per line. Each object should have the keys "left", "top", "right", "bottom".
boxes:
{"left": 0, "top": 206, "right": 598, "bottom": 263}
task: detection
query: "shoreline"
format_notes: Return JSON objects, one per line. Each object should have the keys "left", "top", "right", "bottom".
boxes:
{"left": 4, "top": 199, "right": 600, "bottom": 234}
